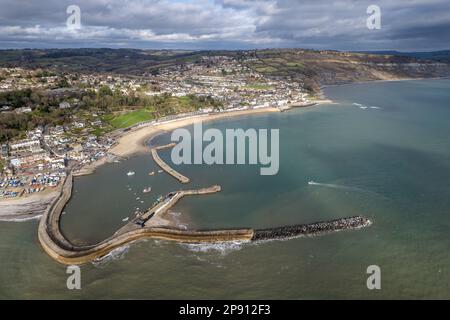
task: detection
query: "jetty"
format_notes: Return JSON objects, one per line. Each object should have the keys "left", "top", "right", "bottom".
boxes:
{"left": 151, "top": 143, "right": 190, "bottom": 183}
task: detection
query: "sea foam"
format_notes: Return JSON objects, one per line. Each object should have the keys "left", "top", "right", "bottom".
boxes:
{"left": 0, "top": 214, "right": 42, "bottom": 222}
{"left": 180, "top": 240, "right": 248, "bottom": 255}
{"left": 92, "top": 245, "right": 130, "bottom": 267}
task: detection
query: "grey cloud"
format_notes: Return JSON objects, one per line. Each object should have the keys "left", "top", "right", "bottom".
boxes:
{"left": 0, "top": 0, "right": 449, "bottom": 50}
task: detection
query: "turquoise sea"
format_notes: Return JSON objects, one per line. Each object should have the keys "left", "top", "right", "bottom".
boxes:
{"left": 1, "top": 79, "right": 449, "bottom": 299}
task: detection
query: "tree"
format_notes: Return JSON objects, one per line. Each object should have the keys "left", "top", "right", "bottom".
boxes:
{"left": 57, "top": 77, "right": 70, "bottom": 88}
{"left": 98, "top": 85, "right": 113, "bottom": 97}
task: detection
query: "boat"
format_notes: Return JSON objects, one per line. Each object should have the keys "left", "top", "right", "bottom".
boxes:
{"left": 127, "top": 171, "right": 135, "bottom": 176}
{"left": 148, "top": 171, "right": 155, "bottom": 176}
{"left": 122, "top": 217, "right": 129, "bottom": 222}
{"left": 143, "top": 187, "right": 152, "bottom": 193}
{"left": 158, "top": 170, "right": 163, "bottom": 173}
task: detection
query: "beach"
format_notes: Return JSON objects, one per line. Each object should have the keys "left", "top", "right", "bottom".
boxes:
{"left": 0, "top": 188, "right": 59, "bottom": 221}
{"left": 110, "top": 107, "right": 280, "bottom": 157}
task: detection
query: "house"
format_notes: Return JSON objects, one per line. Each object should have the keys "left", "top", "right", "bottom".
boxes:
{"left": 14, "top": 107, "right": 32, "bottom": 113}
{"left": 72, "top": 121, "right": 85, "bottom": 128}
{"left": 0, "top": 105, "right": 12, "bottom": 112}
{"left": 59, "top": 102, "right": 71, "bottom": 109}
{"left": 1, "top": 144, "right": 9, "bottom": 158}
{"left": 9, "top": 139, "right": 41, "bottom": 153}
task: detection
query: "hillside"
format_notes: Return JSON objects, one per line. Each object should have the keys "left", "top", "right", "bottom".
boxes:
{"left": 242, "top": 49, "right": 450, "bottom": 92}
{"left": 1, "top": 48, "right": 449, "bottom": 94}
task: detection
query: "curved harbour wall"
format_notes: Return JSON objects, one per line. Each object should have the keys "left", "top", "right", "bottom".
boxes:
{"left": 38, "top": 174, "right": 253, "bottom": 265}
{"left": 38, "top": 172, "right": 372, "bottom": 265}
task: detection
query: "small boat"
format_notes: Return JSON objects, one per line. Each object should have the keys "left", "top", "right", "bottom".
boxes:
{"left": 148, "top": 171, "right": 155, "bottom": 176}
{"left": 127, "top": 171, "right": 135, "bottom": 176}
{"left": 122, "top": 217, "right": 129, "bottom": 222}
{"left": 158, "top": 170, "right": 163, "bottom": 173}
{"left": 143, "top": 187, "right": 152, "bottom": 193}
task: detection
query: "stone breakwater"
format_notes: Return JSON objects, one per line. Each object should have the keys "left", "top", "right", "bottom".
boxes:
{"left": 252, "top": 216, "right": 372, "bottom": 241}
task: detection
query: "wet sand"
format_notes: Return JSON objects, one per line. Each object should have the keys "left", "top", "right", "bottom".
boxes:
{"left": 0, "top": 189, "right": 59, "bottom": 220}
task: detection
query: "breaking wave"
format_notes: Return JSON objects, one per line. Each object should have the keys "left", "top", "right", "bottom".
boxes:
{"left": 168, "top": 211, "right": 181, "bottom": 217}
{"left": 0, "top": 214, "right": 42, "bottom": 222}
{"left": 92, "top": 245, "right": 130, "bottom": 267}
{"left": 180, "top": 240, "right": 248, "bottom": 255}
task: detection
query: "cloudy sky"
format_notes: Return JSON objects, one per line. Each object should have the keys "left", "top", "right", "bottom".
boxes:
{"left": 0, "top": 0, "right": 449, "bottom": 51}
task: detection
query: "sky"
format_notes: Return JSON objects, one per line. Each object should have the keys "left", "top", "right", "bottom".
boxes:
{"left": 0, "top": 0, "right": 449, "bottom": 51}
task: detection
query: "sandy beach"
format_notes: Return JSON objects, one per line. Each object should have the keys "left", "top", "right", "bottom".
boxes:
{"left": 0, "top": 188, "right": 59, "bottom": 221}
{"left": 110, "top": 107, "right": 280, "bottom": 157}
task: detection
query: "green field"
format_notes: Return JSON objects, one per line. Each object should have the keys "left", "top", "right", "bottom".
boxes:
{"left": 105, "top": 108, "right": 154, "bottom": 129}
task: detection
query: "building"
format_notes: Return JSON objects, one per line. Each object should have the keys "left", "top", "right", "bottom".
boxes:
{"left": 59, "top": 102, "right": 71, "bottom": 109}
{"left": 14, "top": 107, "right": 32, "bottom": 113}
{"left": 9, "top": 139, "right": 41, "bottom": 153}
{"left": 1, "top": 144, "right": 8, "bottom": 158}
{"left": 9, "top": 150, "right": 50, "bottom": 168}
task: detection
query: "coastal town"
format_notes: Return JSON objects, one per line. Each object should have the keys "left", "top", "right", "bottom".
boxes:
{"left": 0, "top": 54, "right": 312, "bottom": 202}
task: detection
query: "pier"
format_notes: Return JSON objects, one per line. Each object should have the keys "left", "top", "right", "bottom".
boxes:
{"left": 151, "top": 143, "right": 190, "bottom": 183}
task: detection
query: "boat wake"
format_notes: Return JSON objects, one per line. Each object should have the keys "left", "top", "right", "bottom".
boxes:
{"left": 307, "top": 180, "right": 370, "bottom": 193}
{"left": 352, "top": 102, "right": 381, "bottom": 110}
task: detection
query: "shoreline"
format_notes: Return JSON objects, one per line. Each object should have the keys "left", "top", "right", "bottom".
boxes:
{"left": 0, "top": 185, "right": 61, "bottom": 221}
{"left": 0, "top": 107, "right": 281, "bottom": 220}
{"left": 109, "top": 107, "right": 281, "bottom": 158}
